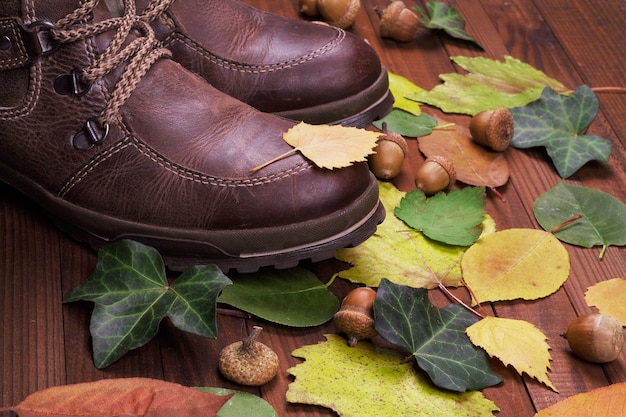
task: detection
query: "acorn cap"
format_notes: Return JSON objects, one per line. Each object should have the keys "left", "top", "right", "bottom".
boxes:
{"left": 425, "top": 155, "right": 456, "bottom": 187}
{"left": 378, "top": 0, "right": 422, "bottom": 42}
{"left": 318, "top": 0, "right": 361, "bottom": 29}
{"left": 377, "top": 131, "right": 409, "bottom": 156}
{"left": 470, "top": 108, "right": 514, "bottom": 152}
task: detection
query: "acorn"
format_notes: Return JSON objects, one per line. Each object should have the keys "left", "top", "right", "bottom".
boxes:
{"left": 562, "top": 313, "right": 624, "bottom": 363}
{"left": 377, "top": 1, "right": 423, "bottom": 42}
{"left": 218, "top": 326, "right": 279, "bottom": 386}
{"left": 299, "top": 0, "right": 320, "bottom": 17}
{"left": 317, "top": 0, "right": 361, "bottom": 28}
{"left": 368, "top": 131, "right": 408, "bottom": 180}
{"left": 333, "top": 287, "right": 377, "bottom": 346}
{"left": 469, "top": 108, "right": 515, "bottom": 152}
{"left": 415, "top": 155, "right": 456, "bottom": 195}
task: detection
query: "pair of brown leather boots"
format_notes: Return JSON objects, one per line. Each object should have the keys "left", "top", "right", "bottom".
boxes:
{"left": 0, "top": 0, "right": 392, "bottom": 272}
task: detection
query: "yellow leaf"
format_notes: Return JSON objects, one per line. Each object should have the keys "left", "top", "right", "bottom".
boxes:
{"left": 287, "top": 334, "right": 499, "bottom": 417}
{"left": 462, "top": 228, "right": 570, "bottom": 304}
{"left": 466, "top": 317, "right": 557, "bottom": 392}
{"left": 585, "top": 278, "right": 626, "bottom": 326}
{"left": 388, "top": 72, "right": 423, "bottom": 116}
{"left": 534, "top": 382, "right": 626, "bottom": 417}
{"left": 336, "top": 182, "right": 495, "bottom": 289}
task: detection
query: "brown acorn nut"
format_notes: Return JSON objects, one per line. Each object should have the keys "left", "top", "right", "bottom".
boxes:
{"left": 377, "top": 0, "right": 423, "bottom": 42}
{"left": 415, "top": 155, "right": 456, "bottom": 195}
{"left": 333, "top": 287, "right": 378, "bottom": 346}
{"left": 299, "top": 0, "right": 320, "bottom": 17}
{"left": 316, "top": 0, "right": 361, "bottom": 28}
{"left": 218, "top": 326, "right": 279, "bottom": 386}
{"left": 469, "top": 107, "right": 515, "bottom": 152}
{"left": 368, "top": 131, "right": 408, "bottom": 180}
{"left": 562, "top": 313, "right": 624, "bottom": 363}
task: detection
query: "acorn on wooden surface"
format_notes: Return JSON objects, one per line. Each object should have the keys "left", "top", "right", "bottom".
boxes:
{"left": 415, "top": 155, "right": 456, "bottom": 195}
{"left": 469, "top": 108, "right": 515, "bottom": 152}
{"left": 368, "top": 131, "right": 408, "bottom": 180}
{"left": 316, "top": 0, "right": 361, "bottom": 28}
{"left": 333, "top": 287, "right": 378, "bottom": 346}
{"left": 562, "top": 313, "right": 624, "bottom": 363}
{"left": 377, "top": 0, "right": 423, "bottom": 42}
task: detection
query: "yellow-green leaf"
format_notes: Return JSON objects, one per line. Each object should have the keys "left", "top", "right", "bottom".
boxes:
{"left": 585, "top": 278, "right": 626, "bottom": 326}
{"left": 388, "top": 72, "right": 423, "bottom": 116}
{"left": 462, "top": 229, "right": 570, "bottom": 304}
{"left": 287, "top": 334, "right": 499, "bottom": 417}
{"left": 534, "top": 382, "right": 626, "bottom": 417}
{"left": 336, "top": 181, "right": 495, "bottom": 289}
{"left": 466, "top": 317, "right": 557, "bottom": 391}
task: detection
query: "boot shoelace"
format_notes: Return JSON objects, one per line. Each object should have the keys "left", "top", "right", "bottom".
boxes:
{"left": 50, "top": 0, "right": 172, "bottom": 147}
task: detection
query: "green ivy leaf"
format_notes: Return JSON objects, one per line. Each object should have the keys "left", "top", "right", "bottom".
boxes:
{"left": 374, "top": 279, "right": 502, "bottom": 392}
{"left": 534, "top": 182, "right": 626, "bottom": 259}
{"left": 395, "top": 187, "right": 486, "bottom": 246}
{"left": 218, "top": 268, "right": 339, "bottom": 327}
{"left": 373, "top": 109, "right": 438, "bottom": 137}
{"left": 195, "top": 388, "right": 278, "bottom": 417}
{"left": 63, "top": 240, "right": 232, "bottom": 368}
{"left": 413, "top": 2, "right": 481, "bottom": 47}
{"left": 510, "top": 86, "right": 612, "bottom": 178}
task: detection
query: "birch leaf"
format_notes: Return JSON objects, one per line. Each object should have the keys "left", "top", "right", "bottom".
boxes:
{"left": 510, "top": 86, "right": 612, "bottom": 178}
{"left": 418, "top": 121, "right": 510, "bottom": 188}
{"left": 336, "top": 181, "right": 495, "bottom": 289}
{"left": 585, "top": 278, "right": 626, "bottom": 326}
{"left": 462, "top": 229, "right": 570, "bottom": 305}
{"left": 408, "top": 55, "right": 567, "bottom": 115}
{"left": 466, "top": 317, "right": 557, "bottom": 391}
{"left": 287, "top": 334, "right": 499, "bottom": 417}
{"left": 534, "top": 382, "right": 626, "bottom": 417}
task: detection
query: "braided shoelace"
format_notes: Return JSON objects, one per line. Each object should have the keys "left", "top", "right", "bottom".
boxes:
{"left": 140, "top": 0, "right": 176, "bottom": 22}
{"left": 50, "top": 0, "right": 172, "bottom": 130}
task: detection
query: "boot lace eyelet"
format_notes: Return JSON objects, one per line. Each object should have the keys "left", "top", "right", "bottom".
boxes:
{"left": 72, "top": 118, "right": 110, "bottom": 150}
{"left": 54, "top": 68, "right": 92, "bottom": 96}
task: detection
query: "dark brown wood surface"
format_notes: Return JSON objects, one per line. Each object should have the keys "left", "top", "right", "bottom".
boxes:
{"left": 2, "top": 0, "right": 625, "bottom": 416}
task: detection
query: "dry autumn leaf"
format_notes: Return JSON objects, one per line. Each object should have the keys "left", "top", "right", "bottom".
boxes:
{"left": 585, "top": 278, "right": 626, "bottom": 326}
{"left": 466, "top": 316, "right": 557, "bottom": 391}
{"left": 418, "top": 120, "right": 509, "bottom": 189}
{"left": 1, "top": 378, "right": 232, "bottom": 417}
{"left": 461, "top": 228, "right": 570, "bottom": 305}
{"left": 250, "top": 122, "right": 380, "bottom": 172}
{"left": 534, "top": 381, "right": 626, "bottom": 417}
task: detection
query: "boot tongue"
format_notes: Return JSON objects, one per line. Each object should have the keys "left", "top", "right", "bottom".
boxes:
{"left": 103, "top": 0, "right": 125, "bottom": 17}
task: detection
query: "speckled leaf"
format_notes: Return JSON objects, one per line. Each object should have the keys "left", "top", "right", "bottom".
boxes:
{"left": 418, "top": 121, "right": 510, "bottom": 188}
{"left": 287, "top": 334, "right": 499, "bottom": 417}
{"left": 336, "top": 181, "right": 496, "bottom": 289}
{"left": 64, "top": 240, "right": 232, "bottom": 368}
{"left": 395, "top": 187, "right": 486, "bottom": 246}
{"left": 374, "top": 279, "right": 502, "bottom": 392}
{"left": 466, "top": 317, "right": 557, "bottom": 391}
{"left": 217, "top": 268, "right": 339, "bottom": 327}
{"left": 462, "top": 229, "right": 570, "bottom": 305}
{"left": 408, "top": 55, "right": 566, "bottom": 115}
{"left": 534, "top": 181, "right": 626, "bottom": 259}
{"left": 510, "top": 86, "right": 611, "bottom": 178}
{"left": 373, "top": 109, "right": 437, "bottom": 137}
{"left": 585, "top": 278, "right": 626, "bottom": 326}
{"left": 413, "top": 2, "right": 481, "bottom": 46}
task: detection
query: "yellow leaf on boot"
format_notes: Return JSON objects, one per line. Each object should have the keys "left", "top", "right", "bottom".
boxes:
{"left": 585, "top": 278, "right": 626, "bottom": 326}
{"left": 466, "top": 316, "right": 557, "bottom": 391}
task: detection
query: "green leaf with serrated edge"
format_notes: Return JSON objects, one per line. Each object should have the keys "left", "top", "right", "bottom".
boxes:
{"left": 510, "top": 86, "right": 612, "bottom": 178}
{"left": 195, "top": 388, "right": 278, "bottom": 417}
{"left": 63, "top": 240, "right": 232, "bottom": 368}
{"left": 413, "top": 2, "right": 481, "bottom": 46}
{"left": 534, "top": 182, "right": 626, "bottom": 259}
{"left": 374, "top": 279, "right": 502, "bottom": 392}
{"left": 373, "top": 109, "right": 437, "bottom": 137}
{"left": 218, "top": 268, "right": 339, "bottom": 327}
{"left": 408, "top": 55, "right": 566, "bottom": 115}
{"left": 287, "top": 334, "right": 499, "bottom": 417}
{"left": 395, "top": 187, "right": 486, "bottom": 246}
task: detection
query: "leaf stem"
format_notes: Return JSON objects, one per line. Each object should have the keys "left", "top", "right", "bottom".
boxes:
{"left": 590, "top": 86, "right": 626, "bottom": 94}
{"left": 438, "top": 283, "right": 485, "bottom": 319}
{"left": 550, "top": 214, "right": 582, "bottom": 233}
{"left": 249, "top": 148, "right": 298, "bottom": 173}
{"left": 433, "top": 123, "right": 456, "bottom": 130}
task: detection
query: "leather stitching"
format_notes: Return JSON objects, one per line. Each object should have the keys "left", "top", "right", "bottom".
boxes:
{"left": 0, "top": 62, "right": 41, "bottom": 119}
{"left": 60, "top": 136, "right": 311, "bottom": 197}
{"left": 0, "top": 19, "right": 30, "bottom": 70}
{"left": 162, "top": 28, "right": 346, "bottom": 74}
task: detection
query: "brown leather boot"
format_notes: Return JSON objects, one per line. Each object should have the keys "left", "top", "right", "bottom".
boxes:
{"left": 135, "top": 0, "right": 393, "bottom": 127}
{"left": 0, "top": 0, "right": 384, "bottom": 272}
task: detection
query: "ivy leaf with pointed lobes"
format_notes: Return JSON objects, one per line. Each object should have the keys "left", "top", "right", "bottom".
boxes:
{"left": 461, "top": 229, "right": 570, "bottom": 305}
{"left": 374, "top": 279, "right": 503, "bottom": 392}
{"left": 287, "top": 334, "right": 499, "bottom": 417}
{"left": 336, "top": 181, "right": 496, "bottom": 290}
{"left": 63, "top": 240, "right": 232, "bottom": 368}
{"left": 466, "top": 317, "right": 557, "bottom": 392}
{"left": 413, "top": 2, "right": 481, "bottom": 47}
{"left": 533, "top": 181, "right": 626, "bottom": 259}
{"left": 408, "top": 55, "right": 566, "bottom": 115}
{"left": 395, "top": 187, "right": 486, "bottom": 246}
{"left": 510, "top": 86, "right": 612, "bottom": 178}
